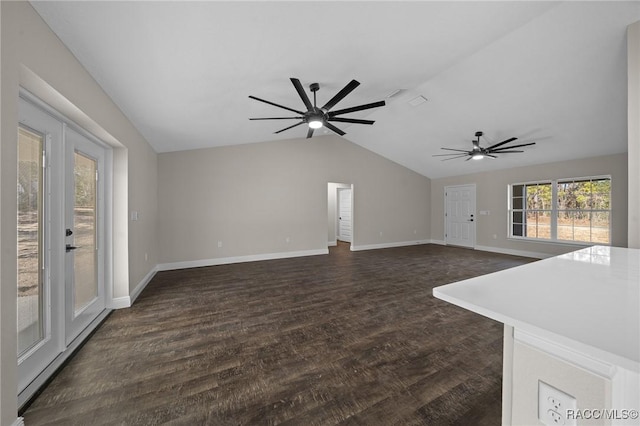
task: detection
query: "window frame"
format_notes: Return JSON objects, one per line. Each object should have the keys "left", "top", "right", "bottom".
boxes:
{"left": 507, "top": 175, "right": 612, "bottom": 245}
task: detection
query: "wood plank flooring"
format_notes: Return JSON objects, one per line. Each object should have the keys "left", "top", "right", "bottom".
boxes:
{"left": 23, "top": 243, "right": 534, "bottom": 425}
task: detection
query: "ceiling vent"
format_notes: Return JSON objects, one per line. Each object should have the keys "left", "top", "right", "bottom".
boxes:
{"left": 385, "top": 89, "right": 405, "bottom": 99}
{"left": 408, "top": 95, "right": 428, "bottom": 107}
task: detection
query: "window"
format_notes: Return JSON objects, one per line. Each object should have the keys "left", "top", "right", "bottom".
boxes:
{"left": 509, "top": 176, "right": 611, "bottom": 244}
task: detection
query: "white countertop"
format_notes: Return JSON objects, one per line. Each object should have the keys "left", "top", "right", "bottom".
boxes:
{"left": 433, "top": 246, "right": 640, "bottom": 372}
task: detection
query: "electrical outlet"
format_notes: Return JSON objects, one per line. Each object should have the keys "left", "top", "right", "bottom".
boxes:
{"left": 547, "top": 409, "right": 564, "bottom": 425}
{"left": 538, "top": 381, "right": 577, "bottom": 426}
{"left": 217, "top": 241, "right": 222, "bottom": 248}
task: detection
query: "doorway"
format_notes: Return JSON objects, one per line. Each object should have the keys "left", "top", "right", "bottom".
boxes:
{"left": 327, "top": 182, "right": 353, "bottom": 248}
{"left": 17, "top": 94, "right": 108, "bottom": 395}
{"left": 444, "top": 184, "right": 476, "bottom": 248}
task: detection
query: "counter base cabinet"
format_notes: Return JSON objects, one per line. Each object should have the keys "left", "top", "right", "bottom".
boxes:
{"left": 502, "top": 325, "right": 639, "bottom": 426}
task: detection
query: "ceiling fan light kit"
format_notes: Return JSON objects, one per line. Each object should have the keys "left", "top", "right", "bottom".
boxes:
{"left": 249, "top": 78, "right": 386, "bottom": 138}
{"left": 434, "top": 131, "right": 536, "bottom": 161}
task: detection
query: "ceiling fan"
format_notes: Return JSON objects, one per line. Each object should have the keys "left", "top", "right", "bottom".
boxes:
{"left": 433, "top": 131, "right": 536, "bottom": 161}
{"left": 249, "top": 78, "right": 386, "bottom": 138}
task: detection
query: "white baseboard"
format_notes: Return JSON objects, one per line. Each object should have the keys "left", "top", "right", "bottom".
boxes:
{"left": 157, "top": 248, "right": 329, "bottom": 271}
{"left": 474, "top": 244, "right": 549, "bottom": 259}
{"left": 350, "top": 240, "right": 430, "bottom": 252}
{"left": 109, "top": 295, "right": 131, "bottom": 309}
{"left": 108, "top": 266, "right": 158, "bottom": 309}
{"left": 11, "top": 418, "right": 24, "bottom": 426}
{"left": 430, "top": 239, "right": 547, "bottom": 259}
{"left": 130, "top": 266, "right": 158, "bottom": 304}
{"left": 328, "top": 240, "right": 337, "bottom": 247}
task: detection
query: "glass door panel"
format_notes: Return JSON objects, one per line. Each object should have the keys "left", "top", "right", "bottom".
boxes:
{"left": 73, "top": 152, "right": 98, "bottom": 313}
{"left": 17, "top": 96, "right": 64, "bottom": 396}
{"left": 65, "top": 126, "right": 105, "bottom": 344}
{"left": 17, "top": 127, "right": 44, "bottom": 356}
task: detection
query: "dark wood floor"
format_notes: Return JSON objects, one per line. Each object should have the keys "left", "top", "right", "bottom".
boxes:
{"left": 23, "top": 243, "right": 534, "bottom": 425}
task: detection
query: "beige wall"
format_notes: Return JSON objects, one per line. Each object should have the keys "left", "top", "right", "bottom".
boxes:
{"left": 431, "top": 154, "right": 628, "bottom": 257}
{"left": 158, "top": 135, "right": 431, "bottom": 265}
{"left": 1, "top": 2, "right": 158, "bottom": 423}
{"left": 629, "top": 21, "right": 640, "bottom": 249}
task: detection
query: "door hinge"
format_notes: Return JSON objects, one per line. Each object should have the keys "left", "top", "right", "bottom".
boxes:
{"left": 95, "top": 170, "right": 99, "bottom": 181}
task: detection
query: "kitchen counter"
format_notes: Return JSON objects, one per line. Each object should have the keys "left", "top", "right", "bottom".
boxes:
{"left": 433, "top": 245, "right": 640, "bottom": 425}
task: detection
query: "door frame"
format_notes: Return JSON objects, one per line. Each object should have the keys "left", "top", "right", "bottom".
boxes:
{"left": 327, "top": 182, "right": 354, "bottom": 248}
{"left": 444, "top": 183, "right": 477, "bottom": 248}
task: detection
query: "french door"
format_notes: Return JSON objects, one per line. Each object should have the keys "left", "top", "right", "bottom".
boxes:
{"left": 64, "top": 127, "right": 106, "bottom": 343}
{"left": 17, "top": 95, "right": 106, "bottom": 393}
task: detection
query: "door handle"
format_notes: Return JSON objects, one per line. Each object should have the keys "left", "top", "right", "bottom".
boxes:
{"left": 66, "top": 244, "right": 78, "bottom": 252}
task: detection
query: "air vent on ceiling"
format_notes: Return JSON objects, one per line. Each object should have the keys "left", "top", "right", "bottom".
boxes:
{"left": 408, "top": 95, "right": 428, "bottom": 107}
{"left": 386, "top": 89, "right": 405, "bottom": 99}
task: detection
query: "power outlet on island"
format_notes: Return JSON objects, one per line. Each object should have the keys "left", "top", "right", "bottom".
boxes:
{"left": 538, "top": 380, "right": 577, "bottom": 426}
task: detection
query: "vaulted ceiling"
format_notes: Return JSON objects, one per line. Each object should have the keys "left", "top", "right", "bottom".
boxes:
{"left": 31, "top": 1, "right": 639, "bottom": 178}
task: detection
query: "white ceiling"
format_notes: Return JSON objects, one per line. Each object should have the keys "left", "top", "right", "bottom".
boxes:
{"left": 31, "top": 1, "right": 639, "bottom": 178}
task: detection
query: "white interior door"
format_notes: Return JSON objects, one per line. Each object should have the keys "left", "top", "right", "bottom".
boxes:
{"left": 445, "top": 184, "right": 476, "bottom": 248}
{"left": 65, "top": 127, "right": 106, "bottom": 344}
{"left": 337, "top": 188, "right": 352, "bottom": 243}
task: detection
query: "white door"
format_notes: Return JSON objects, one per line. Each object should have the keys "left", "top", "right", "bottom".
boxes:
{"left": 445, "top": 184, "right": 476, "bottom": 248}
{"left": 337, "top": 188, "right": 352, "bottom": 243}
{"left": 17, "top": 95, "right": 107, "bottom": 393}
{"left": 17, "top": 99, "right": 64, "bottom": 393}
{"left": 64, "top": 128, "right": 106, "bottom": 344}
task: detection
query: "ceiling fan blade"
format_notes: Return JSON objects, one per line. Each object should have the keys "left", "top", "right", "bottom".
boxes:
{"left": 321, "top": 79, "right": 360, "bottom": 111}
{"left": 306, "top": 128, "right": 315, "bottom": 139}
{"left": 249, "top": 117, "right": 303, "bottom": 120}
{"left": 249, "top": 95, "right": 305, "bottom": 115}
{"left": 324, "top": 121, "right": 346, "bottom": 136}
{"left": 486, "top": 154, "right": 498, "bottom": 159}
{"left": 441, "top": 154, "right": 470, "bottom": 161}
{"left": 489, "top": 150, "right": 524, "bottom": 153}
{"left": 329, "top": 117, "right": 375, "bottom": 125}
{"left": 440, "top": 148, "right": 470, "bottom": 152}
{"left": 274, "top": 121, "right": 304, "bottom": 134}
{"left": 433, "top": 153, "right": 470, "bottom": 157}
{"left": 489, "top": 142, "right": 536, "bottom": 151}
{"left": 329, "top": 100, "right": 386, "bottom": 116}
{"left": 486, "top": 137, "right": 518, "bottom": 151}
{"left": 290, "top": 78, "right": 314, "bottom": 111}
